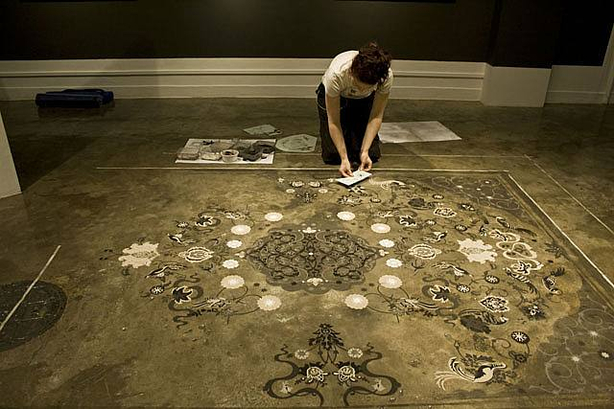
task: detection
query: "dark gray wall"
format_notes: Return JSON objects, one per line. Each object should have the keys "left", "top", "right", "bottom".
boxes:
{"left": 554, "top": 0, "right": 613, "bottom": 65}
{"left": 1, "top": 0, "right": 612, "bottom": 68}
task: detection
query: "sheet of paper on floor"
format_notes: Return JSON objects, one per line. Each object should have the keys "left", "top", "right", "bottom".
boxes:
{"left": 175, "top": 138, "right": 275, "bottom": 164}
{"left": 336, "top": 170, "right": 371, "bottom": 187}
{"left": 243, "top": 124, "right": 282, "bottom": 136}
{"left": 379, "top": 121, "right": 461, "bottom": 143}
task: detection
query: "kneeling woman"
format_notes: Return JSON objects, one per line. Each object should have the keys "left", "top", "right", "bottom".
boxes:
{"left": 317, "top": 42, "right": 393, "bottom": 177}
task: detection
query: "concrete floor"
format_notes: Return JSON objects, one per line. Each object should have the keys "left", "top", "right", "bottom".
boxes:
{"left": 0, "top": 98, "right": 613, "bottom": 407}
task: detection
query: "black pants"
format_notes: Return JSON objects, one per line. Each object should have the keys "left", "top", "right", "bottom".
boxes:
{"left": 316, "top": 83, "right": 381, "bottom": 165}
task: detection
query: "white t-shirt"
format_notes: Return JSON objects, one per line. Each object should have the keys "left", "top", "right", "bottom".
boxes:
{"left": 321, "top": 50, "right": 393, "bottom": 99}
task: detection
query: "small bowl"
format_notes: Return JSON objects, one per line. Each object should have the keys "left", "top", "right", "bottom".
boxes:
{"left": 221, "top": 149, "right": 239, "bottom": 163}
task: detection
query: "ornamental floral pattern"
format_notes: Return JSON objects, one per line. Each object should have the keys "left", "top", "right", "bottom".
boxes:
{"left": 119, "top": 242, "right": 160, "bottom": 268}
{"left": 245, "top": 226, "right": 380, "bottom": 294}
{"left": 264, "top": 324, "right": 401, "bottom": 406}
{"left": 105, "top": 171, "right": 614, "bottom": 407}
{"left": 457, "top": 239, "right": 497, "bottom": 264}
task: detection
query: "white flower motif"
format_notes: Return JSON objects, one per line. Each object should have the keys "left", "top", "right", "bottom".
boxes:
{"left": 511, "top": 331, "right": 530, "bottom": 344}
{"left": 265, "top": 212, "right": 283, "bottom": 222}
{"left": 433, "top": 207, "right": 457, "bottom": 218}
{"left": 277, "top": 177, "right": 285, "bottom": 183}
{"left": 337, "top": 211, "right": 356, "bottom": 221}
{"left": 291, "top": 181, "right": 304, "bottom": 188}
{"left": 480, "top": 296, "right": 509, "bottom": 312}
{"left": 220, "top": 275, "right": 245, "bottom": 289}
{"left": 571, "top": 356, "right": 581, "bottom": 363}
{"left": 178, "top": 246, "right": 214, "bottom": 263}
{"left": 306, "top": 277, "right": 324, "bottom": 286}
{"left": 306, "top": 366, "right": 328, "bottom": 383}
{"left": 226, "top": 239, "right": 243, "bottom": 249}
{"left": 485, "top": 275, "right": 500, "bottom": 284}
{"left": 457, "top": 239, "right": 497, "bottom": 264}
{"left": 335, "top": 365, "right": 357, "bottom": 382}
{"left": 589, "top": 330, "right": 599, "bottom": 337}
{"left": 347, "top": 347, "right": 364, "bottom": 359}
{"left": 378, "top": 249, "right": 389, "bottom": 256}
{"left": 379, "top": 275, "right": 403, "bottom": 289}
{"left": 386, "top": 258, "right": 403, "bottom": 268}
{"left": 371, "top": 223, "right": 391, "bottom": 234}
{"left": 379, "top": 239, "right": 395, "bottom": 248}
{"left": 318, "top": 188, "right": 328, "bottom": 194}
{"left": 258, "top": 295, "right": 282, "bottom": 311}
{"left": 456, "top": 284, "right": 471, "bottom": 293}
{"left": 309, "top": 181, "right": 322, "bottom": 188}
{"left": 294, "top": 349, "right": 310, "bottom": 360}
{"left": 231, "top": 224, "right": 251, "bottom": 235}
{"left": 222, "top": 259, "right": 239, "bottom": 269}
{"left": 223, "top": 211, "right": 245, "bottom": 220}
{"left": 286, "top": 188, "right": 295, "bottom": 194}
{"left": 408, "top": 244, "right": 442, "bottom": 260}
{"left": 345, "top": 294, "right": 369, "bottom": 310}
{"left": 119, "top": 242, "right": 160, "bottom": 268}
{"left": 302, "top": 227, "right": 317, "bottom": 234}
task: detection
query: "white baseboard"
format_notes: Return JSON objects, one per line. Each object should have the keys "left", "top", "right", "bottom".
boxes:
{"left": 3, "top": 57, "right": 612, "bottom": 105}
{"left": 546, "top": 26, "right": 614, "bottom": 105}
{"left": 0, "top": 189, "right": 22, "bottom": 200}
{"left": 481, "top": 65, "right": 552, "bottom": 107}
{"left": 0, "top": 58, "right": 485, "bottom": 101}
{"left": 0, "top": 112, "right": 21, "bottom": 198}
{"left": 546, "top": 65, "right": 613, "bottom": 104}
{"left": 546, "top": 90, "right": 609, "bottom": 104}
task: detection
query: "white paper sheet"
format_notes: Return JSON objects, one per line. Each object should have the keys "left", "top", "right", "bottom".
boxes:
{"left": 336, "top": 170, "right": 372, "bottom": 187}
{"left": 379, "top": 121, "right": 461, "bottom": 143}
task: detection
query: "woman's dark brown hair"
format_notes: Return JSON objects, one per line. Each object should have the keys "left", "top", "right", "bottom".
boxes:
{"left": 350, "top": 42, "right": 392, "bottom": 85}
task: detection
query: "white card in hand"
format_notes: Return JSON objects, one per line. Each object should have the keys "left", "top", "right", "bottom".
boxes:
{"left": 336, "top": 170, "right": 372, "bottom": 187}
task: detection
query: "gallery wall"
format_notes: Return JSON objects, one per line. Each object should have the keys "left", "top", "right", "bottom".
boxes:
{"left": 1, "top": 0, "right": 611, "bottom": 68}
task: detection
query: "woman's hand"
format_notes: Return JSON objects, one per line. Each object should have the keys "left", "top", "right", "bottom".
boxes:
{"left": 339, "top": 158, "right": 354, "bottom": 177}
{"left": 358, "top": 151, "right": 372, "bottom": 172}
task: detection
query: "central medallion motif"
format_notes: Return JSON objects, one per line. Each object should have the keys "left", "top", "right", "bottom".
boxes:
{"left": 245, "top": 227, "right": 380, "bottom": 293}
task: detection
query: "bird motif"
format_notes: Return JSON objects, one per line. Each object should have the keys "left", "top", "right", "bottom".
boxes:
{"left": 542, "top": 275, "right": 561, "bottom": 295}
{"left": 168, "top": 233, "right": 184, "bottom": 245}
{"left": 145, "top": 264, "right": 184, "bottom": 279}
{"left": 505, "top": 267, "right": 538, "bottom": 293}
{"left": 146, "top": 265, "right": 171, "bottom": 278}
{"left": 495, "top": 216, "right": 510, "bottom": 229}
{"left": 425, "top": 231, "right": 447, "bottom": 243}
{"left": 433, "top": 262, "right": 471, "bottom": 277}
{"left": 435, "top": 357, "right": 506, "bottom": 390}
{"left": 478, "top": 225, "right": 489, "bottom": 236}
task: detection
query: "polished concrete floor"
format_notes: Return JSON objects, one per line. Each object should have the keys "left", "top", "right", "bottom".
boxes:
{"left": 0, "top": 98, "right": 613, "bottom": 408}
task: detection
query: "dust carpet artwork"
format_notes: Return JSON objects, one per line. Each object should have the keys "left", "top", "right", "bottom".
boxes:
{"left": 103, "top": 170, "right": 613, "bottom": 407}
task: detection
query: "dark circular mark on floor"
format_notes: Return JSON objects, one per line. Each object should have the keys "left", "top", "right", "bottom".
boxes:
{"left": 0, "top": 281, "right": 67, "bottom": 352}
